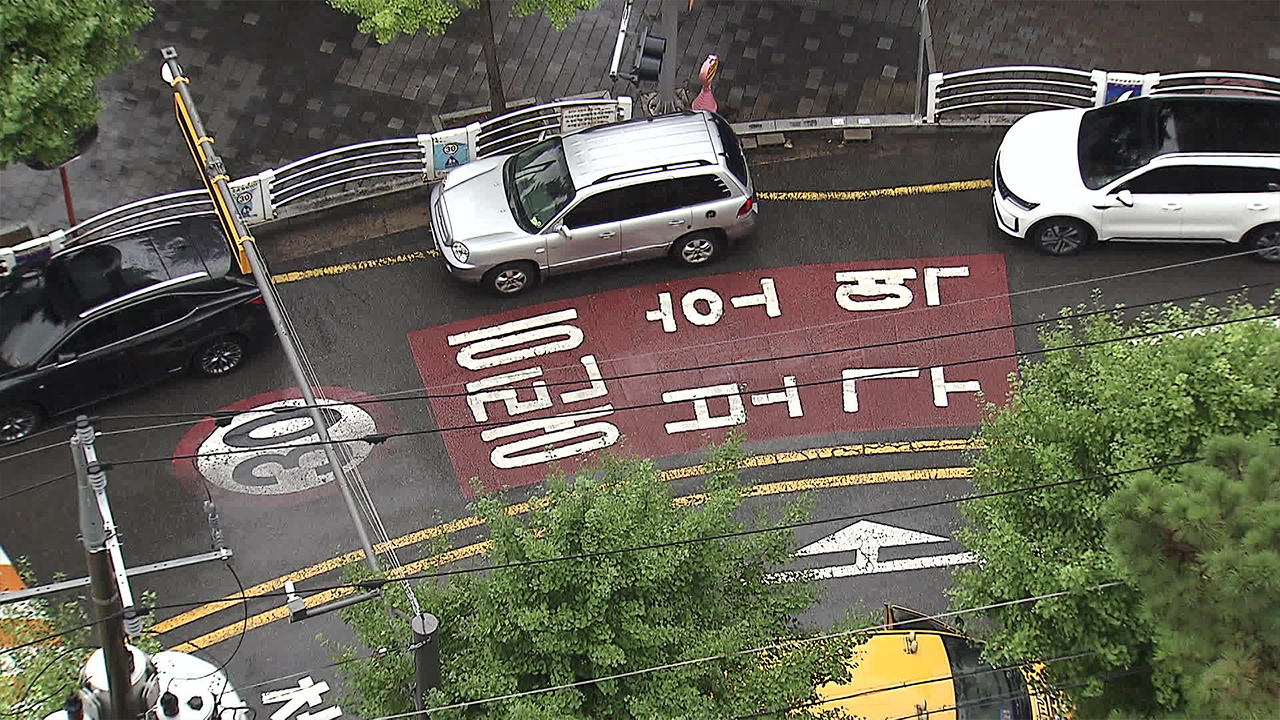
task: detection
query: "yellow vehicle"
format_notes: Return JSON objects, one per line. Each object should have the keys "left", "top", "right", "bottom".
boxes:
{"left": 811, "top": 605, "right": 1067, "bottom": 720}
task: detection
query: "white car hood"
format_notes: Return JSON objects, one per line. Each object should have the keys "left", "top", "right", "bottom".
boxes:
{"left": 997, "top": 109, "right": 1088, "bottom": 201}
{"left": 439, "top": 157, "right": 523, "bottom": 242}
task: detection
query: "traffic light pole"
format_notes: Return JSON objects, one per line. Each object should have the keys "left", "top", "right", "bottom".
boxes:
{"left": 657, "top": 0, "right": 680, "bottom": 111}
{"left": 159, "top": 47, "right": 380, "bottom": 575}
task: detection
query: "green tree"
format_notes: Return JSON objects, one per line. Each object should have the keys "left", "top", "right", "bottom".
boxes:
{"left": 0, "top": 0, "right": 154, "bottom": 169}
{"left": 948, "top": 294, "right": 1280, "bottom": 718}
{"left": 328, "top": 0, "right": 599, "bottom": 114}
{"left": 1, "top": 566, "right": 161, "bottom": 718}
{"left": 1104, "top": 434, "right": 1280, "bottom": 719}
{"left": 332, "top": 440, "right": 861, "bottom": 719}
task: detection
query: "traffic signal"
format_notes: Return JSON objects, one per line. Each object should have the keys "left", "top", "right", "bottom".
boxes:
{"left": 633, "top": 26, "right": 666, "bottom": 83}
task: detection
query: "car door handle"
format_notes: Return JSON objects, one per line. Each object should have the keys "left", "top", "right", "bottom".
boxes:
{"left": 1246, "top": 202, "right": 1268, "bottom": 211}
{"left": 598, "top": 231, "right": 616, "bottom": 238}
{"left": 1162, "top": 203, "right": 1182, "bottom": 211}
{"left": 668, "top": 219, "right": 687, "bottom": 226}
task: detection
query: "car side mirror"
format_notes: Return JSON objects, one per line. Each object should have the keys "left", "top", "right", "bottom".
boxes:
{"left": 555, "top": 224, "right": 570, "bottom": 239}
{"left": 56, "top": 351, "right": 77, "bottom": 365}
{"left": 1267, "top": 183, "right": 1280, "bottom": 193}
{"left": 1115, "top": 189, "right": 1134, "bottom": 207}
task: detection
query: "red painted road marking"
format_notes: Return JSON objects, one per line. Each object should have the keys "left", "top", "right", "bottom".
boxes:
{"left": 408, "top": 256, "right": 1016, "bottom": 496}
{"left": 172, "top": 386, "right": 396, "bottom": 506}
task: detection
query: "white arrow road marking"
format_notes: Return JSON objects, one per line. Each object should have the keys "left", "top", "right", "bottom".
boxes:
{"left": 774, "top": 520, "right": 978, "bottom": 580}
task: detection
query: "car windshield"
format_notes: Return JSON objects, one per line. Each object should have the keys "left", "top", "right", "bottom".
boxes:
{"left": 940, "top": 635, "right": 1033, "bottom": 720}
{"left": 506, "top": 138, "right": 575, "bottom": 231}
{"left": 1077, "top": 99, "right": 1154, "bottom": 190}
{"left": 0, "top": 273, "right": 69, "bottom": 372}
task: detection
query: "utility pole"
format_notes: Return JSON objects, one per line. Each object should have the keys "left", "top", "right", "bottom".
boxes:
{"left": 914, "top": 0, "right": 938, "bottom": 117}
{"left": 159, "top": 47, "right": 380, "bottom": 574}
{"left": 72, "top": 419, "right": 134, "bottom": 718}
{"left": 411, "top": 613, "right": 440, "bottom": 712}
{"left": 657, "top": 0, "right": 681, "bottom": 112}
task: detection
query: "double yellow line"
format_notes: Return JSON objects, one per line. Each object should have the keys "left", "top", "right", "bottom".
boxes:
{"left": 156, "top": 439, "right": 978, "bottom": 651}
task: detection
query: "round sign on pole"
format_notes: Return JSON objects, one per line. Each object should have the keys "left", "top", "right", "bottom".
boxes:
{"left": 173, "top": 387, "right": 395, "bottom": 505}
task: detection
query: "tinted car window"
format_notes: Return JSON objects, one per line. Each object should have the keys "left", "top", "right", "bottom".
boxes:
{"left": 672, "top": 174, "right": 731, "bottom": 205}
{"left": 563, "top": 189, "right": 628, "bottom": 227}
{"left": 940, "top": 635, "right": 1032, "bottom": 720}
{"left": 60, "top": 316, "right": 127, "bottom": 357}
{"left": 623, "top": 180, "right": 685, "bottom": 217}
{"left": 1162, "top": 99, "right": 1280, "bottom": 154}
{"left": 113, "top": 296, "right": 197, "bottom": 337}
{"left": 0, "top": 273, "right": 68, "bottom": 371}
{"left": 712, "top": 114, "right": 750, "bottom": 189}
{"left": 1191, "top": 166, "right": 1280, "bottom": 193}
{"left": 507, "top": 138, "right": 575, "bottom": 231}
{"left": 1122, "top": 166, "right": 1200, "bottom": 194}
{"left": 1078, "top": 99, "right": 1153, "bottom": 190}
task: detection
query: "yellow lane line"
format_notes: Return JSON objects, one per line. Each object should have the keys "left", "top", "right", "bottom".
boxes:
{"left": 758, "top": 179, "right": 992, "bottom": 202}
{"left": 270, "top": 250, "right": 437, "bottom": 285}
{"left": 167, "top": 463, "right": 973, "bottom": 650}
{"left": 154, "top": 439, "right": 978, "bottom": 636}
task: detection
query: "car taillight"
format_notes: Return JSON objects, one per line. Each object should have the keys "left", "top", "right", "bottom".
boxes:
{"left": 249, "top": 297, "right": 265, "bottom": 305}
{"left": 737, "top": 197, "right": 754, "bottom": 217}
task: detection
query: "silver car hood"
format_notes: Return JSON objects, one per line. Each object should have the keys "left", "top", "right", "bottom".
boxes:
{"left": 439, "top": 157, "right": 524, "bottom": 243}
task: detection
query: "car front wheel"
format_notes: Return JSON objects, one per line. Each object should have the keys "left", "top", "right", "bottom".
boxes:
{"left": 193, "top": 336, "right": 248, "bottom": 377}
{"left": 0, "top": 402, "right": 43, "bottom": 444}
{"left": 1245, "top": 223, "right": 1280, "bottom": 263}
{"left": 483, "top": 261, "right": 539, "bottom": 296}
{"left": 1030, "top": 217, "right": 1092, "bottom": 257}
{"left": 672, "top": 231, "right": 721, "bottom": 266}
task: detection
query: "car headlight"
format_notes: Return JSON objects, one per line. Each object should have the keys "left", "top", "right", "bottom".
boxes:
{"left": 451, "top": 242, "right": 469, "bottom": 263}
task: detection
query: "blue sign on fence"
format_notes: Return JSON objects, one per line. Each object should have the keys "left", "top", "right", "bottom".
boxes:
{"left": 1104, "top": 72, "right": 1147, "bottom": 104}
{"left": 433, "top": 141, "right": 469, "bottom": 173}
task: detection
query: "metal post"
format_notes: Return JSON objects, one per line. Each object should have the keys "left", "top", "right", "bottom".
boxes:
{"left": 411, "top": 613, "right": 440, "bottom": 712}
{"left": 73, "top": 432, "right": 131, "bottom": 718}
{"left": 657, "top": 0, "right": 680, "bottom": 111}
{"left": 160, "top": 48, "right": 380, "bottom": 575}
{"left": 58, "top": 165, "right": 76, "bottom": 226}
{"left": 241, "top": 238, "right": 380, "bottom": 573}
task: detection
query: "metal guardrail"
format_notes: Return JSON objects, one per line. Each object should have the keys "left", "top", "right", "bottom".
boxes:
{"left": 925, "top": 67, "right": 1280, "bottom": 122}
{"left": 1, "top": 97, "right": 632, "bottom": 277}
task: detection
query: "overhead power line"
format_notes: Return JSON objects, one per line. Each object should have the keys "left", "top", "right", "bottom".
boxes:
{"left": 89, "top": 309, "right": 1279, "bottom": 469}
{"left": 73, "top": 277, "right": 1279, "bottom": 423}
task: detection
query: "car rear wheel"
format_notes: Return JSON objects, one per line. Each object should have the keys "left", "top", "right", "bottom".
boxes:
{"left": 1030, "top": 217, "right": 1091, "bottom": 257}
{"left": 672, "top": 231, "right": 721, "bottom": 266}
{"left": 0, "top": 402, "right": 43, "bottom": 444}
{"left": 1245, "top": 223, "right": 1280, "bottom": 263}
{"left": 483, "top": 262, "right": 539, "bottom": 296}
{"left": 193, "top": 336, "right": 248, "bottom": 377}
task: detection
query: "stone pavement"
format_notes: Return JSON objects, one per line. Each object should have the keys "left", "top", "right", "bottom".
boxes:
{"left": 1, "top": 0, "right": 1277, "bottom": 235}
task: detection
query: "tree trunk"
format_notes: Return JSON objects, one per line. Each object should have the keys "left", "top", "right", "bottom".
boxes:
{"left": 480, "top": 0, "right": 507, "bottom": 114}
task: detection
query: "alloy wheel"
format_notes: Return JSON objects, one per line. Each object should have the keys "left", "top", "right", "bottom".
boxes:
{"left": 680, "top": 237, "right": 716, "bottom": 264}
{"left": 201, "top": 340, "right": 244, "bottom": 375}
{"left": 493, "top": 268, "right": 529, "bottom": 294}
{"left": 0, "top": 406, "right": 39, "bottom": 443}
{"left": 1253, "top": 227, "right": 1280, "bottom": 262}
{"left": 1040, "top": 223, "right": 1082, "bottom": 255}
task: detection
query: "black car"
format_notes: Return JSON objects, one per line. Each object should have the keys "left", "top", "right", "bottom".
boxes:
{"left": 0, "top": 218, "right": 273, "bottom": 443}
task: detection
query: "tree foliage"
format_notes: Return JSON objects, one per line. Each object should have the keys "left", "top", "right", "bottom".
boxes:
{"left": 1105, "top": 434, "right": 1280, "bottom": 719}
{"left": 0, "top": 0, "right": 153, "bottom": 169}
{"left": 333, "top": 440, "right": 861, "bottom": 719}
{"left": 949, "top": 293, "right": 1280, "bottom": 718}
{"left": 328, "top": 0, "right": 599, "bottom": 43}
{"left": 0, "top": 564, "right": 160, "bottom": 718}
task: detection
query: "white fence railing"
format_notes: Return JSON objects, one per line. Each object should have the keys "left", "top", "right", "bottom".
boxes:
{"left": 925, "top": 68, "right": 1280, "bottom": 122}
{"left": 2, "top": 97, "right": 632, "bottom": 277}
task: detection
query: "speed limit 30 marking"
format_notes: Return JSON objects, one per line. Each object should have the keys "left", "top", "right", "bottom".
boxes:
{"left": 172, "top": 387, "right": 395, "bottom": 505}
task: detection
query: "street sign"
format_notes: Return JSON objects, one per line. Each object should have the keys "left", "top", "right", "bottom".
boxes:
{"left": 777, "top": 520, "right": 978, "bottom": 580}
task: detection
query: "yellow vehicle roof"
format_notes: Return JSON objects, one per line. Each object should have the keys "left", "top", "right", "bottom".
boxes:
{"left": 812, "top": 631, "right": 960, "bottom": 720}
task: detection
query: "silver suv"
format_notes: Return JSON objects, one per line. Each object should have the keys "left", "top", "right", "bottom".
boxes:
{"left": 430, "top": 110, "right": 757, "bottom": 295}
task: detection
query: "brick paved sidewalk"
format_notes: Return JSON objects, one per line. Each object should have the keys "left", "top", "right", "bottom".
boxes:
{"left": 2, "top": 0, "right": 1277, "bottom": 236}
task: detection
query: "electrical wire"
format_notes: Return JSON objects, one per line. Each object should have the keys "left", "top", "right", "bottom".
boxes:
{"left": 0, "top": 643, "right": 91, "bottom": 717}
{"left": 159, "top": 562, "right": 249, "bottom": 684}
{"left": 2, "top": 452, "right": 1181, "bottom": 647}
{"left": 361, "top": 581, "right": 1128, "bottom": 718}
{"left": 88, "top": 309, "right": 1280, "bottom": 467}
{"left": 73, "top": 276, "right": 1279, "bottom": 423}
{"left": 0, "top": 471, "right": 74, "bottom": 501}
{"left": 236, "top": 644, "right": 404, "bottom": 691}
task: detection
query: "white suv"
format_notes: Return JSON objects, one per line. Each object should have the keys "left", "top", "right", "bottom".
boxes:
{"left": 993, "top": 95, "right": 1280, "bottom": 261}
